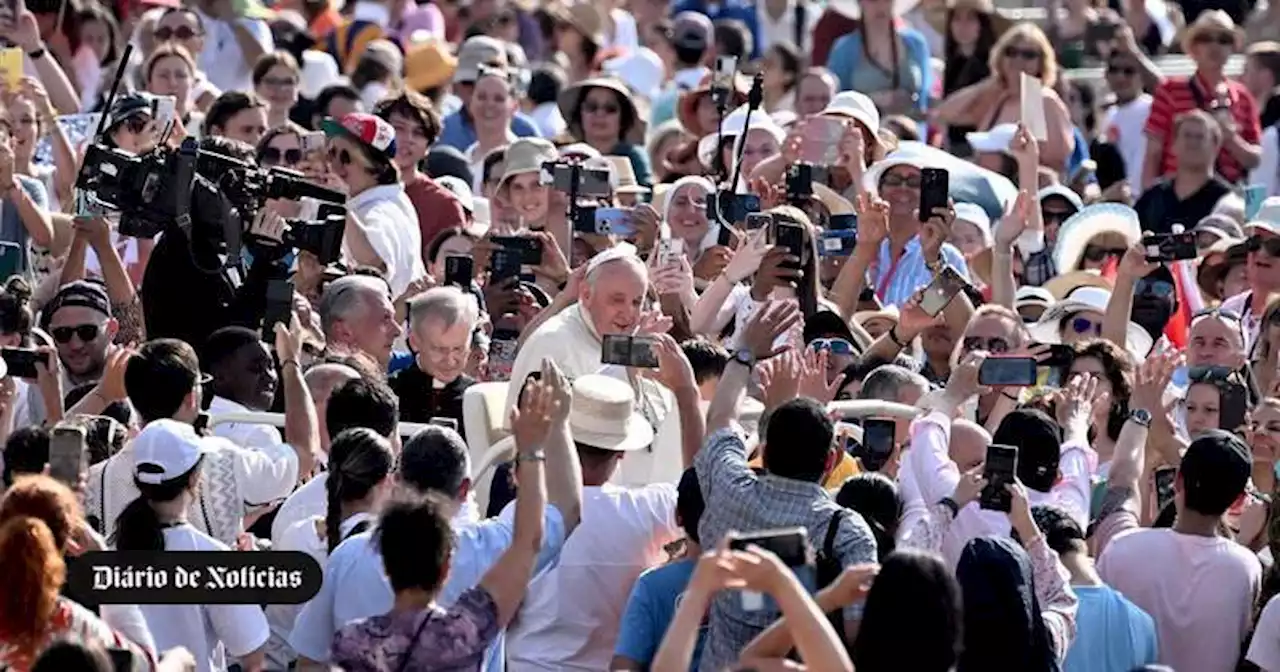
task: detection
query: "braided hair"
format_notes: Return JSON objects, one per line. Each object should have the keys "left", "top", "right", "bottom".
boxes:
{"left": 325, "top": 428, "right": 394, "bottom": 554}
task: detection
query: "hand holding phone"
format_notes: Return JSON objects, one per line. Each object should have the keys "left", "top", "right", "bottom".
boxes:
{"left": 979, "top": 444, "right": 1018, "bottom": 511}
{"left": 445, "top": 255, "right": 474, "bottom": 287}
{"left": 49, "top": 424, "right": 88, "bottom": 486}
{"left": 918, "top": 168, "right": 949, "bottom": 223}
{"left": 857, "top": 419, "right": 896, "bottom": 471}
{"left": 1142, "top": 232, "right": 1197, "bottom": 262}
{"left": 1, "top": 347, "right": 49, "bottom": 380}
{"left": 978, "top": 356, "right": 1038, "bottom": 387}
{"left": 601, "top": 334, "right": 660, "bottom": 368}
{"left": 919, "top": 265, "right": 965, "bottom": 316}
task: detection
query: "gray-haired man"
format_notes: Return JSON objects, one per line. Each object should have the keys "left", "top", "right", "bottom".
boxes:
{"left": 388, "top": 286, "right": 481, "bottom": 436}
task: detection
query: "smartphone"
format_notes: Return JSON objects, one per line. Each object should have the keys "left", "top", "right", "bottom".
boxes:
{"left": 300, "top": 131, "right": 326, "bottom": 154}
{"left": 429, "top": 417, "right": 459, "bottom": 430}
{"left": 82, "top": 414, "right": 119, "bottom": 460}
{"left": 0, "top": 48, "right": 21, "bottom": 90}
{"left": 918, "top": 168, "right": 950, "bottom": 222}
{"left": 727, "top": 527, "right": 809, "bottom": 566}
{"left": 541, "top": 162, "right": 612, "bottom": 197}
{"left": 801, "top": 116, "right": 846, "bottom": 166}
{"left": 828, "top": 213, "right": 857, "bottom": 232}
{"left": 713, "top": 55, "right": 738, "bottom": 90}
{"left": 773, "top": 221, "right": 805, "bottom": 270}
{"left": 1020, "top": 73, "right": 1048, "bottom": 141}
{"left": 859, "top": 419, "right": 896, "bottom": 472}
{"left": 444, "top": 255, "right": 473, "bottom": 287}
{"left": 918, "top": 265, "right": 965, "bottom": 317}
{"left": 48, "top": 424, "right": 87, "bottom": 486}
{"left": 492, "top": 235, "right": 544, "bottom": 265}
{"left": 979, "top": 444, "right": 1018, "bottom": 512}
{"left": 1220, "top": 383, "right": 1248, "bottom": 432}
{"left": 978, "top": 356, "right": 1038, "bottom": 387}
{"left": 262, "top": 278, "right": 294, "bottom": 341}
{"left": 1142, "top": 232, "right": 1198, "bottom": 262}
{"left": 707, "top": 192, "right": 761, "bottom": 224}
{"left": 786, "top": 163, "right": 818, "bottom": 202}
{"left": 1154, "top": 466, "right": 1177, "bottom": 512}
{"left": 656, "top": 238, "right": 683, "bottom": 267}
{"left": 489, "top": 248, "right": 522, "bottom": 283}
{"left": 0, "top": 347, "right": 47, "bottom": 379}
{"left": 488, "top": 327, "right": 519, "bottom": 382}
{"left": 593, "top": 207, "right": 635, "bottom": 237}
{"left": 152, "top": 95, "right": 177, "bottom": 128}
{"left": 744, "top": 212, "right": 773, "bottom": 231}
{"left": 601, "top": 334, "right": 660, "bottom": 368}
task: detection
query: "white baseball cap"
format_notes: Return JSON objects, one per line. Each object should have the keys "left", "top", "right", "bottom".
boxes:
{"left": 133, "top": 419, "right": 210, "bottom": 485}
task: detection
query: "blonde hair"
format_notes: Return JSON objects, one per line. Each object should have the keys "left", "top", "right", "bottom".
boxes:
{"left": 990, "top": 23, "right": 1058, "bottom": 88}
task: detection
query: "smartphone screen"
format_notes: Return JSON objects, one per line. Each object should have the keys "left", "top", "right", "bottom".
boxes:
{"left": 152, "top": 95, "right": 177, "bottom": 128}
{"left": 744, "top": 212, "right": 772, "bottom": 231}
{"left": 1142, "top": 232, "right": 1198, "bottom": 262}
{"left": 444, "top": 255, "right": 473, "bottom": 287}
{"left": 978, "top": 356, "right": 1038, "bottom": 387}
{"left": 728, "top": 527, "right": 809, "bottom": 566}
{"left": 801, "top": 117, "right": 845, "bottom": 166}
{"left": 828, "top": 213, "right": 857, "bottom": 232}
{"left": 488, "top": 328, "right": 520, "bottom": 382}
{"left": 774, "top": 222, "right": 805, "bottom": 270}
{"left": 918, "top": 168, "right": 949, "bottom": 222}
{"left": 980, "top": 444, "right": 1019, "bottom": 512}
{"left": 1154, "top": 466, "right": 1177, "bottom": 512}
{"left": 601, "top": 334, "right": 633, "bottom": 367}
{"left": 628, "top": 336, "right": 660, "bottom": 368}
{"left": 48, "top": 425, "right": 87, "bottom": 486}
{"left": 919, "top": 265, "right": 965, "bottom": 316}
{"left": 1220, "top": 383, "right": 1248, "bottom": 432}
{"left": 579, "top": 167, "right": 613, "bottom": 197}
{"left": 657, "top": 238, "right": 683, "bottom": 267}
{"left": 1, "top": 347, "right": 44, "bottom": 380}
{"left": 492, "top": 236, "right": 544, "bottom": 265}
{"left": 860, "top": 419, "right": 896, "bottom": 472}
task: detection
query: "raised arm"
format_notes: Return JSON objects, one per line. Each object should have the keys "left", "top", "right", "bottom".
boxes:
{"left": 706, "top": 301, "right": 801, "bottom": 434}
{"left": 651, "top": 335, "right": 704, "bottom": 469}
{"left": 990, "top": 189, "right": 1029, "bottom": 309}
{"left": 274, "top": 317, "right": 320, "bottom": 480}
{"left": 829, "top": 195, "right": 887, "bottom": 320}
{"left": 479, "top": 373, "right": 555, "bottom": 626}
{"left": 12, "top": 12, "right": 81, "bottom": 114}
{"left": 689, "top": 230, "right": 769, "bottom": 336}
{"left": 1103, "top": 244, "right": 1157, "bottom": 350}
{"left": 651, "top": 548, "right": 744, "bottom": 672}
{"left": 740, "top": 563, "right": 879, "bottom": 662}
{"left": 539, "top": 358, "right": 584, "bottom": 533}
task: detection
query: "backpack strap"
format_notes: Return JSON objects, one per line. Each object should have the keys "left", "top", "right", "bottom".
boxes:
{"left": 824, "top": 508, "right": 847, "bottom": 559}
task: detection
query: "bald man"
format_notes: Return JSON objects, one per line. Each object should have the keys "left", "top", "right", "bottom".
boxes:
{"left": 304, "top": 363, "right": 361, "bottom": 450}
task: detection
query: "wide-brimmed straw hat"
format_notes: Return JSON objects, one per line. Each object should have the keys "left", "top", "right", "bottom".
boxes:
{"left": 1053, "top": 203, "right": 1142, "bottom": 274}
{"left": 1180, "top": 9, "right": 1244, "bottom": 54}
{"left": 1028, "top": 286, "right": 1153, "bottom": 359}
{"left": 558, "top": 76, "right": 641, "bottom": 140}
{"left": 1042, "top": 269, "right": 1114, "bottom": 301}
{"left": 677, "top": 72, "right": 750, "bottom": 136}
{"left": 404, "top": 38, "right": 457, "bottom": 92}
{"left": 569, "top": 374, "right": 655, "bottom": 452}
{"left": 607, "top": 156, "right": 649, "bottom": 195}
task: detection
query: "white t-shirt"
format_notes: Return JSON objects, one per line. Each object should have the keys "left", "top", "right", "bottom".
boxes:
{"left": 505, "top": 483, "right": 680, "bottom": 671}
{"left": 271, "top": 472, "right": 328, "bottom": 547}
{"left": 346, "top": 183, "right": 426, "bottom": 298}
{"left": 1098, "top": 527, "right": 1261, "bottom": 672}
{"left": 1249, "top": 593, "right": 1280, "bottom": 671}
{"left": 140, "top": 524, "right": 269, "bottom": 672}
{"left": 193, "top": 9, "right": 274, "bottom": 93}
{"left": 1253, "top": 125, "right": 1279, "bottom": 198}
{"left": 1101, "top": 94, "right": 1153, "bottom": 191}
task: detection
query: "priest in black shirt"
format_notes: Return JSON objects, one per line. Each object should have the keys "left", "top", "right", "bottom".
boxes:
{"left": 387, "top": 286, "right": 479, "bottom": 439}
{"left": 1133, "top": 109, "right": 1233, "bottom": 235}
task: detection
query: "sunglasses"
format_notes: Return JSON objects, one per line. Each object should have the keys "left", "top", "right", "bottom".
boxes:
{"left": 962, "top": 336, "right": 1011, "bottom": 354}
{"left": 1082, "top": 245, "right": 1125, "bottom": 263}
{"left": 52, "top": 324, "right": 101, "bottom": 344}
{"left": 261, "top": 147, "right": 302, "bottom": 166}
{"left": 1193, "top": 32, "right": 1236, "bottom": 46}
{"left": 1107, "top": 64, "right": 1137, "bottom": 76}
{"left": 1247, "top": 235, "right": 1280, "bottom": 256}
{"left": 880, "top": 173, "right": 921, "bottom": 188}
{"left": 809, "top": 338, "right": 857, "bottom": 356}
{"left": 1136, "top": 279, "right": 1175, "bottom": 298}
{"left": 1188, "top": 365, "right": 1238, "bottom": 384}
{"left": 153, "top": 26, "right": 199, "bottom": 41}
{"left": 1192, "top": 307, "right": 1242, "bottom": 323}
{"left": 328, "top": 146, "right": 356, "bottom": 167}
{"left": 1003, "top": 46, "right": 1041, "bottom": 61}
{"left": 1068, "top": 316, "right": 1102, "bottom": 336}
{"left": 583, "top": 102, "right": 620, "bottom": 115}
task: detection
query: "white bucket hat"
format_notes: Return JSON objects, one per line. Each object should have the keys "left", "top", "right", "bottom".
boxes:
{"left": 1027, "top": 286, "right": 1153, "bottom": 359}
{"left": 569, "top": 374, "right": 654, "bottom": 452}
{"left": 602, "top": 47, "right": 665, "bottom": 102}
{"left": 1245, "top": 196, "right": 1280, "bottom": 236}
{"left": 822, "top": 90, "right": 881, "bottom": 137}
{"left": 1053, "top": 203, "right": 1142, "bottom": 274}
{"left": 696, "top": 104, "right": 785, "bottom": 169}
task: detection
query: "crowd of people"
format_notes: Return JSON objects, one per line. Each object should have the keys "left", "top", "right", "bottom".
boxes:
{"left": 0, "top": 0, "right": 1277, "bottom": 669}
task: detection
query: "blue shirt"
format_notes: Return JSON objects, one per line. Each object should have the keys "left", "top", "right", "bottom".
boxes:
{"left": 288, "top": 503, "right": 567, "bottom": 672}
{"left": 1, "top": 175, "right": 48, "bottom": 273}
{"left": 668, "top": 1, "right": 762, "bottom": 59}
{"left": 615, "top": 558, "right": 703, "bottom": 669}
{"left": 1063, "top": 585, "right": 1159, "bottom": 672}
{"left": 874, "top": 236, "right": 970, "bottom": 308}
{"left": 438, "top": 110, "right": 542, "bottom": 152}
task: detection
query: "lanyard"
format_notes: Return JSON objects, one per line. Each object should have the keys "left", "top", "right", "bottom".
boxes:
{"left": 876, "top": 251, "right": 906, "bottom": 303}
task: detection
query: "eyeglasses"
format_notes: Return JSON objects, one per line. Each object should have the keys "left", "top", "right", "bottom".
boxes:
{"left": 1003, "top": 46, "right": 1041, "bottom": 61}
{"left": 1068, "top": 315, "right": 1102, "bottom": 336}
{"left": 261, "top": 146, "right": 302, "bottom": 166}
{"left": 1136, "top": 279, "right": 1175, "bottom": 298}
{"left": 1107, "top": 64, "right": 1137, "bottom": 76}
{"left": 153, "top": 26, "right": 200, "bottom": 41}
{"left": 1247, "top": 235, "right": 1280, "bottom": 257}
{"left": 583, "top": 102, "right": 620, "bottom": 116}
{"left": 52, "top": 324, "right": 102, "bottom": 344}
{"left": 962, "top": 336, "right": 1011, "bottom": 353}
{"left": 808, "top": 338, "right": 857, "bottom": 356}
{"left": 1193, "top": 32, "right": 1236, "bottom": 46}
{"left": 123, "top": 116, "right": 151, "bottom": 134}
{"left": 1082, "top": 245, "right": 1125, "bottom": 262}
{"left": 880, "top": 173, "right": 921, "bottom": 188}
{"left": 328, "top": 146, "right": 355, "bottom": 167}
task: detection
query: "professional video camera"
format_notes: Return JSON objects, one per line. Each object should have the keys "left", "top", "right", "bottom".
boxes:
{"left": 76, "top": 137, "right": 348, "bottom": 265}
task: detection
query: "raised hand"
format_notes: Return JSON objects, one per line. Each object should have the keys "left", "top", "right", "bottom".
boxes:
{"left": 995, "top": 190, "right": 1031, "bottom": 250}
{"left": 740, "top": 300, "right": 802, "bottom": 360}
{"left": 633, "top": 309, "right": 674, "bottom": 336}
{"left": 759, "top": 350, "right": 802, "bottom": 410}
{"left": 944, "top": 350, "right": 988, "bottom": 403}
{"left": 855, "top": 193, "right": 890, "bottom": 249}
{"left": 826, "top": 563, "right": 879, "bottom": 607}
{"left": 1008, "top": 123, "right": 1039, "bottom": 166}
{"left": 725, "top": 228, "right": 770, "bottom": 283}
{"left": 540, "top": 358, "right": 572, "bottom": 423}
{"left": 1056, "top": 373, "right": 1101, "bottom": 434}
{"left": 920, "top": 200, "right": 956, "bottom": 264}
{"left": 510, "top": 375, "right": 559, "bottom": 451}
{"left": 651, "top": 333, "right": 697, "bottom": 393}
{"left": 1119, "top": 240, "right": 1159, "bottom": 279}
{"left": 897, "top": 291, "right": 945, "bottom": 338}
{"left": 95, "top": 346, "right": 134, "bottom": 403}
{"left": 274, "top": 314, "right": 306, "bottom": 365}
{"left": 1005, "top": 480, "right": 1037, "bottom": 542}
{"left": 800, "top": 347, "right": 845, "bottom": 403}
{"left": 1130, "top": 347, "right": 1182, "bottom": 413}
{"left": 952, "top": 465, "right": 988, "bottom": 509}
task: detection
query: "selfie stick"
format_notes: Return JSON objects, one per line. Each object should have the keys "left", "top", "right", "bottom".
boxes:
{"left": 711, "top": 73, "right": 764, "bottom": 230}
{"left": 74, "top": 43, "right": 132, "bottom": 192}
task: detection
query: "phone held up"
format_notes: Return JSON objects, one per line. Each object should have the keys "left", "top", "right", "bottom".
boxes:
{"left": 980, "top": 444, "right": 1018, "bottom": 512}
{"left": 919, "top": 265, "right": 966, "bottom": 317}
{"left": 49, "top": 423, "right": 88, "bottom": 487}
{"left": 918, "top": 168, "right": 949, "bottom": 222}
{"left": 856, "top": 419, "right": 896, "bottom": 472}
{"left": 0, "top": 347, "right": 49, "bottom": 379}
{"left": 601, "top": 334, "right": 660, "bottom": 368}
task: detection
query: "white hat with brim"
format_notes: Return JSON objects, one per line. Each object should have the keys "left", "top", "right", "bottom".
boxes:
{"left": 954, "top": 202, "right": 992, "bottom": 245}
{"left": 1027, "top": 286, "right": 1154, "bottom": 360}
{"left": 862, "top": 141, "right": 1017, "bottom": 210}
{"left": 1042, "top": 269, "right": 1113, "bottom": 301}
{"left": 1038, "top": 185, "right": 1084, "bottom": 211}
{"left": 499, "top": 137, "right": 559, "bottom": 189}
{"left": 822, "top": 90, "right": 881, "bottom": 137}
{"left": 1245, "top": 196, "right": 1280, "bottom": 236}
{"left": 966, "top": 123, "right": 1019, "bottom": 155}
{"left": 436, "top": 175, "right": 474, "bottom": 213}
{"left": 1053, "top": 203, "right": 1142, "bottom": 275}
{"left": 697, "top": 104, "right": 785, "bottom": 169}
{"left": 602, "top": 48, "right": 665, "bottom": 102}
{"left": 133, "top": 419, "right": 211, "bottom": 485}
{"left": 1015, "top": 286, "right": 1055, "bottom": 311}
{"left": 568, "top": 374, "right": 654, "bottom": 452}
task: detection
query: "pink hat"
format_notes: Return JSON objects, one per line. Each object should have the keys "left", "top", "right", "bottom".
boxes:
{"left": 321, "top": 112, "right": 398, "bottom": 159}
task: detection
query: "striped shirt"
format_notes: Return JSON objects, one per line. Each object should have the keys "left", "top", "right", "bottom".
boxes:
{"left": 1144, "top": 72, "right": 1261, "bottom": 185}
{"left": 873, "top": 236, "right": 970, "bottom": 308}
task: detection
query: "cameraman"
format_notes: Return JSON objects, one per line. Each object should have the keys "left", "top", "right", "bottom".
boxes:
{"left": 101, "top": 93, "right": 159, "bottom": 155}
{"left": 320, "top": 113, "right": 425, "bottom": 298}
{"left": 138, "top": 136, "right": 283, "bottom": 349}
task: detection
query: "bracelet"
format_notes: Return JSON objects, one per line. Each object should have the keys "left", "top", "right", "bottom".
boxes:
{"left": 27, "top": 47, "right": 45, "bottom": 60}
{"left": 1001, "top": 391, "right": 1020, "bottom": 402}
{"left": 887, "top": 325, "right": 907, "bottom": 348}
{"left": 280, "top": 359, "right": 301, "bottom": 371}
{"left": 939, "top": 497, "right": 960, "bottom": 517}
{"left": 516, "top": 450, "right": 547, "bottom": 463}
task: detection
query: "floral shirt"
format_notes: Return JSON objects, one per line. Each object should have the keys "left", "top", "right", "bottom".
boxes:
{"left": 0, "top": 597, "right": 152, "bottom": 671}
{"left": 331, "top": 586, "right": 500, "bottom": 672}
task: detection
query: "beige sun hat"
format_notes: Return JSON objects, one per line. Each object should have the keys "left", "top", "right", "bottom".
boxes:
{"left": 498, "top": 137, "right": 559, "bottom": 190}
{"left": 569, "top": 374, "right": 654, "bottom": 451}
{"left": 607, "top": 156, "right": 650, "bottom": 195}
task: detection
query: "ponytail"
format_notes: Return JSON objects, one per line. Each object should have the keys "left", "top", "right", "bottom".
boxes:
{"left": 325, "top": 428, "right": 395, "bottom": 554}
{"left": 0, "top": 516, "right": 64, "bottom": 644}
{"left": 111, "top": 459, "right": 203, "bottom": 552}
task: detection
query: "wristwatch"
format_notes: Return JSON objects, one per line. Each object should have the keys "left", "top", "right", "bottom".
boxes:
{"left": 1128, "top": 408, "right": 1153, "bottom": 428}
{"left": 732, "top": 348, "right": 755, "bottom": 368}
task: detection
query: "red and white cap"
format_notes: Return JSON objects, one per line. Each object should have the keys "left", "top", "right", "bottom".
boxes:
{"left": 321, "top": 112, "right": 398, "bottom": 160}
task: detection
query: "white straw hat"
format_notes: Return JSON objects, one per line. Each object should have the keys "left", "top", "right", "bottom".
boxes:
{"left": 569, "top": 374, "right": 654, "bottom": 451}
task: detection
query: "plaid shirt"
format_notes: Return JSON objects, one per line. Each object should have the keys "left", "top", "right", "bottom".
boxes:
{"left": 694, "top": 427, "right": 879, "bottom": 672}
{"left": 1022, "top": 249, "right": 1057, "bottom": 287}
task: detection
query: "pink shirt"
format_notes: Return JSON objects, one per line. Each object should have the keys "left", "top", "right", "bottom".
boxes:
{"left": 1096, "top": 509, "right": 1261, "bottom": 672}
